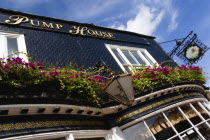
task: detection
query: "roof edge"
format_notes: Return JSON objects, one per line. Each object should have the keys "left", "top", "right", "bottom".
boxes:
{"left": 0, "top": 8, "right": 156, "bottom": 39}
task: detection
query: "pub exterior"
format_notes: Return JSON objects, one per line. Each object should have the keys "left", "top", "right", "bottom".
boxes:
{"left": 0, "top": 8, "right": 210, "bottom": 140}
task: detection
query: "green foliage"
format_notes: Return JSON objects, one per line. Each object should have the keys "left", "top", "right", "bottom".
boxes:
{"left": 0, "top": 56, "right": 110, "bottom": 106}
{"left": 132, "top": 64, "right": 206, "bottom": 91}
{"left": 0, "top": 54, "right": 207, "bottom": 106}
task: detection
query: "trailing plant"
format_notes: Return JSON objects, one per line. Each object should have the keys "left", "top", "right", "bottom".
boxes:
{"left": 0, "top": 55, "right": 207, "bottom": 106}
{"left": 132, "top": 64, "right": 206, "bottom": 91}
{"left": 0, "top": 57, "right": 110, "bottom": 106}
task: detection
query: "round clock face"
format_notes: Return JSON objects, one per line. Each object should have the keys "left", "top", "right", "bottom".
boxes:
{"left": 186, "top": 45, "right": 200, "bottom": 59}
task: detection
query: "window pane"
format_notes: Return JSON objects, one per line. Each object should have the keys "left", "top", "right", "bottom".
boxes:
{"left": 123, "top": 121, "right": 154, "bottom": 140}
{"left": 197, "top": 123, "right": 210, "bottom": 139}
{"left": 180, "top": 104, "right": 202, "bottom": 125}
{"left": 7, "top": 38, "right": 18, "bottom": 56}
{"left": 164, "top": 108, "right": 191, "bottom": 133}
{"left": 112, "top": 49, "right": 126, "bottom": 64}
{"left": 122, "top": 50, "right": 138, "bottom": 64}
{"left": 201, "top": 103, "right": 210, "bottom": 112}
{"left": 192, "top": 103, "right": 210, "bottom": 120}
{"left": 131, "top": 51, "right": 145, "bottom": 65}
{"left": 180, "top": 129, "right": 203, "bottom": 140}
{"left": 145, "top": 114, "right": 176, "bottom": 140}
{"left": 141, "top": 52, "right": 154, "bottom": 65}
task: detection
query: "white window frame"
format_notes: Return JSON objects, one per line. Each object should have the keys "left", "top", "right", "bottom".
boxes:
{"left": 0, "top": 31, "right": 28, "bottom": 62}
{"left": 121, "top": 100, "right": 210, "bottom": 140}
{"left": 105, "top": 44, "right": 157, "bottom": 73}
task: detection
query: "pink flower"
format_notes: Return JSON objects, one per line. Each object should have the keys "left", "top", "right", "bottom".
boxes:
{"left": 41, "top": 71, "right": 46, "bottom": 74}
{"left": 36, "top": 62, "right": 43, "bottom": 66}
{"left": 49, "top": 71, "right": 59, "bottom": 77}
{"left": 4, "top": 65, "right": 10, "bottom": 69}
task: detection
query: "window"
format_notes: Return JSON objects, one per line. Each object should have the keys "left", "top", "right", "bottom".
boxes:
{"left": 106, "top": 44, "right": 157, "bottom": 72}
{"left": 0, "top": 31, "right": 28, "bottom": 61}
{"left": 123, "top": 102, "right": 210, "bottom": 140}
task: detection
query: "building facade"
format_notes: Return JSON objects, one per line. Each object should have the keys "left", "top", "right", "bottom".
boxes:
{"left": 0, "top": 8, "right": 210, "bottom": 140}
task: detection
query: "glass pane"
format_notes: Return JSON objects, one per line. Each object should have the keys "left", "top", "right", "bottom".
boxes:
{"left": 123, "top": 121, "right": 154, "bottom": 140}
{"left": 180, "top": 129, "right": 203, "bottom": 140}
{"left": 197, "top": 123, "right": 210, "bottom": 139}
{"left": 201, "top": 102, "right": 210, "bottom": 112}
{"left": 180, "top": 104, "right": 202, "bottom": 125}
{"left": 164, "top": 108, "right": 191, "bottom": 133}
{"left": 112, "top": 49, "right": 126, "bottom": 64}
{"left": 131, "top": 51, "right": 145, "bottom": 65}
{"left": 141, "top": 52, "right": 154, "bottom": 65}
{"left": 145, "top": 114, "right": 176, "bottom": 140}
{"left": 192, "top": 103, "right": 210, "bottom": 120}
{"left": 7, "top": 38, "right": 18, "bottom": 56}
{"left": 122, "top": 50, "right": 138, "bottom": 64}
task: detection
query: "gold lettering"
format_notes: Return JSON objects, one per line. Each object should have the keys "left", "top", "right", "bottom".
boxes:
{"left": 55, "top": 24, "right": 63, "bottom": 30}
{"left": 80, "top": 27, "right": 88, "bottom": 36}
{"left": 102, "top": 32, "right": 109, "bottom": 38}
{"left": 69, "top": 26, "right": 80, "bottom": 34}
{"left": 30, "top": 20, "right": 40, "bottom": 26}
{"left": 87, "top": 29, "right": 96, "bottom": 36}
{"left": 42, "top": 22, "right": 54, "bottom": 29}
{"left": 108, "top": 33, "right": 114, "bottom": 38}
{"left": 95, "top": 31, "right": 103, "bottom": 37}
{"left": 69, "top": 26, "right": 87, "bottom": 36}
{"left": 5, "top": 15, "right": 29, "bottom": 25}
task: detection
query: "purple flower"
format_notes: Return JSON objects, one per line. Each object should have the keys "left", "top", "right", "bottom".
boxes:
{"left": 41, "top": 71, "right": 46, "bottom": 74}
{"left": 49, "top": 71, "right": 59, "bottom": 77}
{"left": 4, "top": 65, "right": 11, "bottom": 69}
{"left": 15, "top": 57, "right": 23, "bottom": 64}
{"left": 36, "top": 62, "right": 43, "bottom": 66}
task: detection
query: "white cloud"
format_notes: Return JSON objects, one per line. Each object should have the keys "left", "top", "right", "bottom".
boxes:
{"left": 126, "top": 4, "right": 164, "bottom": 35}
{"left": 168, "top": 10, "right": 178, "bottom": 32}
{"left": 110, "top": 0, "right": 179, "bottom": 35}
{"left": 110, "top": 22, "right": 126, "bottom": 30}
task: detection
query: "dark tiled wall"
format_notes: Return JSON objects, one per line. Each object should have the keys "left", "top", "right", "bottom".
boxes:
{"left": 0, "top": 9, "right": 174, "bottom": 72}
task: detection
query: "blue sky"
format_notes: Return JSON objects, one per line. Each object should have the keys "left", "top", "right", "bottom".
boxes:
{"left": 0, "top": 0, "right": 210, "bottom": 87}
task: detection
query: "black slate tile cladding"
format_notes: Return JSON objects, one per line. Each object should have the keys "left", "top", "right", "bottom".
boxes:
{"left": 0, "top": 8, "right": 175, "bottom": 71}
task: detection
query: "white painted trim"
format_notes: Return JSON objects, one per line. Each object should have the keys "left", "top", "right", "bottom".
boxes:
{"left": 137, "top": 50, "right": 150, "bottom": 66}
{"left": 66, "top": 134, "right": 74, "bottom": 140}
{"left": 198, "top": 101, "right": 210, "bottom": 117}
{"left": 0, "top": 31, "right": 28, "bottom": 61}
{"left": 120, "top": 98, "right": 208, "bottom": 130}
{"left": 189, "top": 103, "right": 210, "bottom": 128}
{"left": 143, "top": 120, "right": 157, "bottom": 140}
{"left": 162, "top": 112, "right": 183, "bottom": 140}
{"left": 105, "top": 44, "right": 157, "bottom": 72}
{"left": 3, "top": 130, "right": 109, "bottom": 140}
{"left": 105, "top": 127, "right": 126, "bottom": 140}
{"left": 177, "top": 106, "right": 206, "bottom": 140}
{"left": 0, "top": 84, "right": 206, "bottom": 117}
{"left": 105, "top": 45, "right": 126, "bottom": 72}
